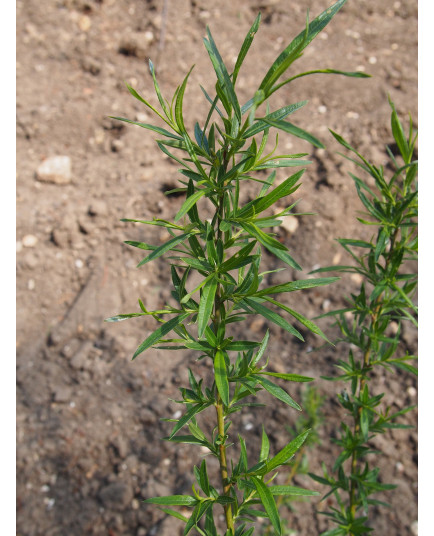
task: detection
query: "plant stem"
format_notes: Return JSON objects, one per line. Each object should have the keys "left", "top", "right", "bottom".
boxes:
{"left": 216, "top": 398, "right": 234, "bottom": 532}
{"left": 214, "top": 185, "right": 234, "bottom": 533}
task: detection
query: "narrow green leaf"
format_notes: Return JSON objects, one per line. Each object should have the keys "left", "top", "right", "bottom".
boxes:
{"left": 262, "top": 119, "right": 325, "bottom": 149}
{"left": 259, "top": 372, "right": 313, "bottom": 382}
{"left": 137, "top": 233, "right": 192, "bottom": 267}
{"left": 238, "top": 169, "right": 304, "bottom": 217}
{"left": 251, "top": 477, "right": 281, "bottom": 535}
{"left": 199, "top": 460, "right": 211, "bottom": 496}
{"left": 133, "top": 313, "right": 190, "bottom": 359}
{"left": 159, "top": 508, "right": 189, "bottom": 522}
{"left": 144, "top": 495, "right": 198, "bottom": 506}
{"left": 233, "top": 13, "right": 261, "bottom": 85}
{"left": 243, "top": 102, "right": 307, "bottom": 138}
{"left": 214, "top": 350, "right": 230, "bottom": 406}
{"left": 260, "top": 426, "right": 270, "bottom": 462}
{"left": 170, "top": 403, "right": 210, "bottom": 439}
{"left": 254, "top": 159, "right": 312, "bottom": 170}
{"left": 264, "top": 429, "right": 310, "bottom": 473}
{"left": 253, "top": 375, "right": 301, "bottom": 411}
{"left": 239, "top": 222, "right": 287, "bottom": 251}
{"left": 254, "top": 277, "right": 339, "bottom": 297}
{"left": 264, "top": 297, "right": 331, "bottom": 342}
{"left": 175, "top": 65, "right": 195, "bottom": 133}
{"left": 204, "top": 28, "right": 241, "bottom": 122}
{"left": 243, "top": 298, "right": 304, "bottom": 341}
{"left": 269, "top": 485, "right": 319, "bottom": 497}
{"left": 198, "top": 276, "right": 218, "bottom": 337}
{"left": 109, "top": 116, "right": 181, "bottom": 140}
{"left": 175, "top": 189, "right": 207, "bottom": 221}
{"left": 259, "top": 0, "right": 348, "bottom": 94}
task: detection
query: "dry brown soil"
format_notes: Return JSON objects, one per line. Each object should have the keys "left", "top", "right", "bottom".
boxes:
{"left": 16, "top": 1, "right": 418, "bottom": 535}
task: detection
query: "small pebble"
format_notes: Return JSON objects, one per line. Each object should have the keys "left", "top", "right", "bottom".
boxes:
{"left": 318, "top": 105, "right": 327, "bottom": 114}
{"left": 351, "top": 273, "right": 363, "bottom": 285}
{"left": 395, "top": 461, "right": 404, "bottom": 473}
{"left": 22, "top": 234, "right": 38, "bottom": 248}
{"left": 410, "top": 520, "right": 418, "bottom": 536}
{"left": 75, "top": 259, "right": 84, "bottom": 269}
{"left": 78, "top": 15, "right": 91, "bottom": 32}
{"left": 44, "top": 497, "right": 55, "bottom": 510}
{"left": 322, "top": 299, "right": 331, "bottom": 312}
{"left": 27, "top": 279, "right": 36, "bottom": 290}
{"left": 244, "top": 422, "right": 253, "bottom": 431}
{"left": 346, "top": 111, "right": 360, "bottom": 119}
{"left": 332, "top": 252, "right": 342, "bottom": 265}
{"left": 407, "top": 386, "right": 417, "bottom": 397}
{"left": 280, "top": 215, "right": 299, "bottom": 234}
{"left": 36, "top": 156, "right": 72, "bottom": 185}
{"left": 368, "top": 56, "right": 377, "bottom": 65}
{"left": 172, "top": 410, "right": 182, "bottom": 419}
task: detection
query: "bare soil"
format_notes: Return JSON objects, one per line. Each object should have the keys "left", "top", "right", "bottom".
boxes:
{"left": 16, "top": 1, "right": 418, "bottom": 535}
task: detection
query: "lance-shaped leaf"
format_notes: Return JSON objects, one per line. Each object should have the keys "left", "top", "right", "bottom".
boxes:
{"left": 265, "top": 243, "right": 302, "bottom": 271}
{"left": 144, "top": 495, "right": 198, "bottom": 506}
{"left": 175, "top": 65, "right": 195, "bottom": 133}
{"left": 239, "top": 222, "right": 287, "bottom": 252}
{"left": 263, "top": 429, "right": 310, "bottom": 474}
{"left": 137, "top": 233, "right": 193, "bottom": 267}
{"left": 254, "top": 277, "right": 339, "bottom": 297}
{"left": 251, "top": 477, "right": 281, "bottom": 535}
{"left": 268, "top": 485, "right": 319, "bottom": 497}
{"left": 214, "top": 350, "right": 229, "bottom": 406}
{"left": 203, "top": 27, "right": 241, "bottom": 122}
{"left": 259, "top": 0, "right": 348, "bottom": 95}
{"left": 232, "top": 13, "right": 261, "bottom": 85}
{"left": 261, "top": 119, "right": 325, "bottom": 149}
{"left": 238, "top": 169, "right": 304, "bottom": 218}
{"left": 243, "top": 102, "right": 307, "bottom": 138}
{"left": 264, "top": 297, "right": 331, "bottom": 342}
{"left": 252, "top": 374, "right": 301, "bottom": 411}
{"left": 175, "top": 188, "right": 208, "bottom": 222}
{"left": 254, "top": 158, "right": 312, "bottom": 170}
{"left": 198, "top": 275, "right": 218, "bottom": 337}
{"left": 170, "top": 403, "right": 212, "bottom": 439}
{"left": 243, "top": 297, "right": 304, "bottom": 341}
{"left": 133, "top": 312, "right": 190, "bottom": 359}
{"left": 109, "top": 116, "right": 182, "bottom": 140}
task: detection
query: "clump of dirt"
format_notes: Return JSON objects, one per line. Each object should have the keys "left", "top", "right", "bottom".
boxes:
{"left": 16, "top": 1, "right": 417, "bottom": 535}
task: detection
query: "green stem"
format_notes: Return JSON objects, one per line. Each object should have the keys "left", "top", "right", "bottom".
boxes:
{"left": 214, "top": 185, "right": 234, "bottom": 533}
{"left": 215, "top": 398, "right": 234, "bottom": 532}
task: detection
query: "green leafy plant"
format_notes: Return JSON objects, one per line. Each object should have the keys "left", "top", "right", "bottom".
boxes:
{"left": 106, "top": 1, "right": 369, "bottom": 534}
{"left": 262, "top": 386, "right": 326, "bottom": 535}
{"left": 309, "top": 98, "right": 418, "bottom": 536}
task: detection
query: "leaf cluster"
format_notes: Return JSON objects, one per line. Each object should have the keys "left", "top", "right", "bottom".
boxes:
{"left": 105, "top": 1, "right": 371, "bottom": 534}
{"left": 309, "top": 98, "right": 418, "bottom": 535}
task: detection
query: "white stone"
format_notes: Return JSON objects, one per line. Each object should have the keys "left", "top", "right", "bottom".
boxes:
{"left": 410, "top": 521, "right": 418, "bottom": 536}
{"left": 407, "top": 386, "right": 417, "bottom": 397}
{"left": 36, "top": 156, "right": 72, "bottom": 185}
{"left": 22, "top": 234, "right": 38, "bottom": 247}
{"left": 280, "top": 215, "right": 299, "bottom": 234}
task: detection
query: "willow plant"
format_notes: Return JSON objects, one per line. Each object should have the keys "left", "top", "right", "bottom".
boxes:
{"left": 309, "top": 98, "right": 418, "bottom": 535}
{"left": 106, "top": 1, "right": 368, "bottom": 534}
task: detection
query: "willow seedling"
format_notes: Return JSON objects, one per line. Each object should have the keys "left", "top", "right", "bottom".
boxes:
{"left": 106, "top": 1, "right": 369, "bottom": 534}
{"left": 309, "top": 98, "right": 418, "bottom": 536}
